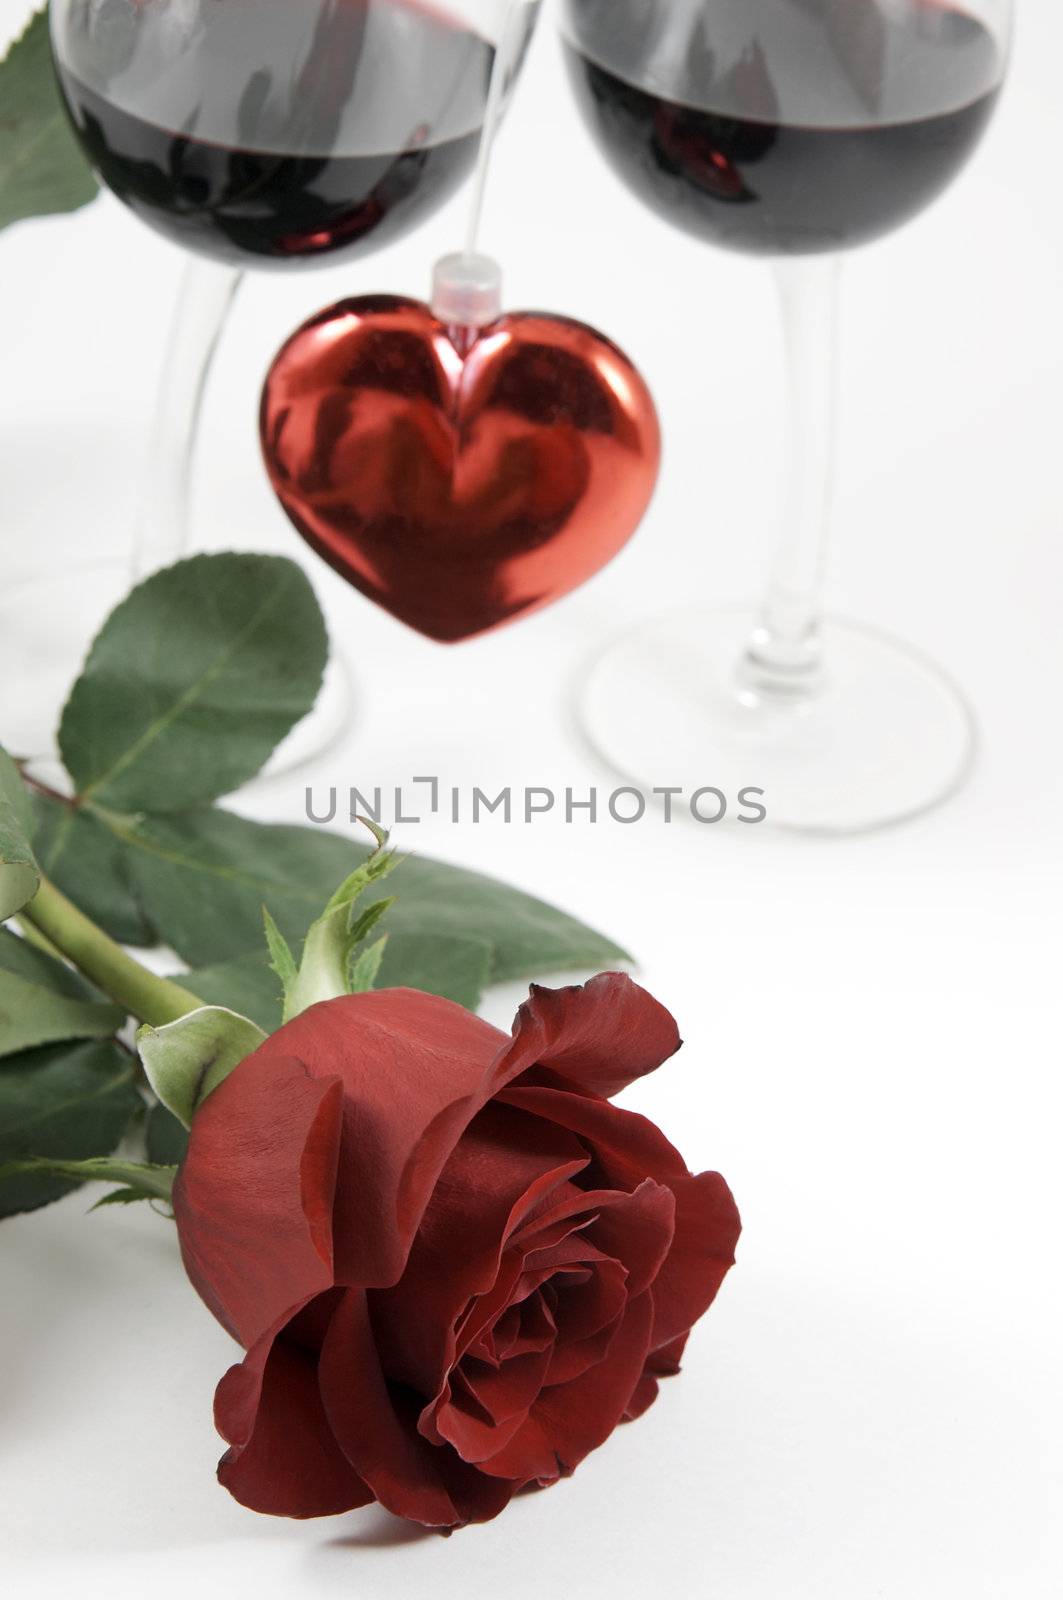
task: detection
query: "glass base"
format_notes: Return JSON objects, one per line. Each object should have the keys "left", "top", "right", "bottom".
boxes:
{"left": 0, "top": 560, "right": 353, "bottom": 780}
{"left": 578, "top": 609, "right": 977, "bottom": 834}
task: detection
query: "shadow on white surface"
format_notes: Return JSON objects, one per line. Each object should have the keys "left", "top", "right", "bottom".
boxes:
{"left": 4, "top": 1180, "right": 1054, "bottom": 1597}
{"left": 322, "top": 1506, "right": 437, "bottom": 1549}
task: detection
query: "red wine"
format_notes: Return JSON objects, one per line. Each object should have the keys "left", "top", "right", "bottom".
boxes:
{"left": 563, "top": 0, "right": 1003, "bottom": 255}
{"left": 52, "top": 0, "right": 494, "bottom": 269}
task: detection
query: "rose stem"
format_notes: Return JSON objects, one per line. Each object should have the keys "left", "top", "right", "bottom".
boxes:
{"left": 20, "top": 876, "right": 200, "bottom": 1027}
{"left": 14, "top": 913, "right": 67, "bottom": 961}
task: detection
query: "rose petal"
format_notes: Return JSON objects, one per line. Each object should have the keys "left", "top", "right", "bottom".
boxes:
{"left": 550, "top": 1257, "right": 628, "bottom": 1346}
{"left": 521, "top": 1179, "right": 676, "bottom": 1300}
{"left": 490, "top": 1293, "right": 556, "bottom": 1363}
{"left": 545, "top": 1315, "right": 623, "bottom": 1387}
{"left": 477, "top": 1290, "right": 655, "bottom": 1483}
{"left": 499, "top": 1084, "right": 740, "bottom": 1352}
{"left": 647, "top": 1331, "right": 689, "bottom": 1376}
{"left": 420, "top": 1250, "right": 590, "bottom": 1454}
{"left": 650, "top": 1170, "right": 741, "bottom": 1348}
{"left": 173, "top": 1058, "right": 344, "bottom": 1347}
{"left": 447, "top": 1252, "right": 527, "bottom": 1379}
{"left": 372, "top": 1100, "right": 588, "bottom": 1394}
{"left": 449, "top": 1215, "right": 608, "bottom": 1381}
{"left": 499, "top": 1081, "right": 688, "bottom": 1185}
{"left": 623, "top": 1371, "right": 660, "bottom": 1422}
{"left": 462, "top": 1347, "right": 553, "bottom": 1427}
{"left": 541, "top": 1257, "right": 631, "bottom": 1387}
{"left": 177, "top": 982, "right": 688, "bottom": 1346}
{"left": 519, "top": 1231, "right": 610, "bottom": 1279}
{"left": 284, "top": 1287, "right": 346, "bottom": 1354}
{"left": 490, "top": 974, "right": 681, "bottom": 1101}
{"left": 619, "top": 1339, "right": 680, "bottom": 1415}
{"left": 320, "top": 1288, "right": 519, "bottom": 1527}
{"left": 214, "top": 1331, "right": 373, "bottom": 1518}
{"left": 250, "top": 990, "right": 510, "bottom": 1289}
{"left": 435, "top": 1341, "right": 554, "bottom": 1463}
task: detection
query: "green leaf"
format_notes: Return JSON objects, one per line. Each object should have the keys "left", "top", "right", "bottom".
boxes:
{"left": 117, "top": 809, "right": 371, "bottom": 965}
{"left": 0, "top": 1156, "right": 175, "bottom": 1209}
{"left": 179, "top": 953, "right": 283, "bottom": 1033}
{"left": 145, "top": 1102, "right": 189, "bottom": 1167}
{"left": 0, "top": 967, "right": 124, "bottom": 1057}
{"left": 383, "top": 853, "right": 631, "bottom": 982}
{"left": 0, "top": 746, "right": 39, "bottom": 923}
{"left": 33, "top": 792, "right": 153, "bottom": 945}
{"left": 138, "top": 1005, "right": 266, "bottom": 1128}
{"left": 112, "top": 807, "right": 628, "bottom": 979}
{"left": 0, "top": 748, "right": 34, "bottom": 840}
{"left": 378, "top": 930, "right": 493, "bottom": 1010}
{"left": 0, "top": 1038, "right": 140, "bottom": 1216}
{"left": 0, "top": 8, "right": 99, "bottom": 235}
{"left": 59, "top": 553, "right": 328, "bottom": 812}
{"left": 0, "top": 923, "right": 99, "bottom": 1000}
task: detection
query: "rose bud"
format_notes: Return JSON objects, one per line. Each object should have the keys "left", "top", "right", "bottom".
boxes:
{"left": 173, "top": 973, "right": 740, "bottom": 1528}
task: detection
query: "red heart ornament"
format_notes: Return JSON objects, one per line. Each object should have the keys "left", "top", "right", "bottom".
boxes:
{"left": 260, "top": 296, "right": 660, "bottom": 642}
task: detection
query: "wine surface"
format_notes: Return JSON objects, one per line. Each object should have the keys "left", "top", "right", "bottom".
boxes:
{"left": 563, "top": 0, "right": 1003, "bottom": 254}
{"left": 53, "top": 0, "right": 493, "bottom": 267}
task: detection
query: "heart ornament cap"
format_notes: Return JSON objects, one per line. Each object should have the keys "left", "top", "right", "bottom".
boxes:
{"left": 260, "top": 255, "right": 661, "bottom": 643}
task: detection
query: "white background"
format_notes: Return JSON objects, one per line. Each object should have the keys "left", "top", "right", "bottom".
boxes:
{"left": 1, "top": 1, "right": 1061, "bottom": 1597}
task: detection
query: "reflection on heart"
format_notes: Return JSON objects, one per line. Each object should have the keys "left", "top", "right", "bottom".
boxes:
{"left": 260, "top": 296, "right": 660, "bottom": 642}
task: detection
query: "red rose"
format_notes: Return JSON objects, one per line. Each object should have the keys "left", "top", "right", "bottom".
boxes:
{"left": 173, "top": 973, "right": 740, "bottom": 1528}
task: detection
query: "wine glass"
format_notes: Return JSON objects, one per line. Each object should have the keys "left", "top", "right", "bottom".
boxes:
{"left": 49, "top": 0, "right": 540, "bottom": 567}
{"left": 561, "top": 0, "right": 1013, "bottom": 832}
{"left": 0, "top": 1, "right": 539, "bottom": 772}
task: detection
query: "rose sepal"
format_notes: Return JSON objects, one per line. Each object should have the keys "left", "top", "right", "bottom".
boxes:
{"left": 138, "top": 1006, "right": 267, "bottom": 1129}
{"left": 268, "top": 823, "right": 399, "bottom": 1021}
{"left": 0, "top": 1155, "right": 176, "bottom": 1208}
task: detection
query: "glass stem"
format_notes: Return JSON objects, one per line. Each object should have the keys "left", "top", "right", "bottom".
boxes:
{"left": 742, "top": 254, "right": 842, "bottom": 698}
{"left": 132, "top": 258, "right": 244, "bottom": 580}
